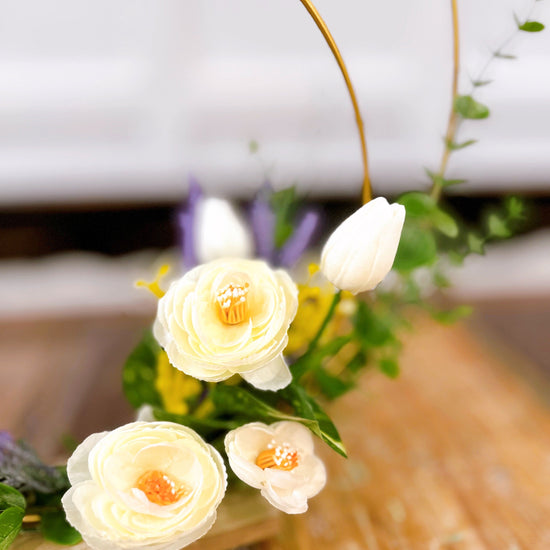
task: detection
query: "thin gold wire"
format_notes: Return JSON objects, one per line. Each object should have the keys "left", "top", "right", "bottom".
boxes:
{"left": 298, "top": 0, "right": 372, "bottom": 203}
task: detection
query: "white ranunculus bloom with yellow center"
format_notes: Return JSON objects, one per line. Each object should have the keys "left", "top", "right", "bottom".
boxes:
{"left": 224, "top": 421, "right": 326, "bottom": 514}
{"left": 153, "top": 258, "right": 298, "bottom": 391}
{"left": 62, "top": 422, "right": 226, "bottom": 550}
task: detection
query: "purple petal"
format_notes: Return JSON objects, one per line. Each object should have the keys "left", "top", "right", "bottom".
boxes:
{"left": 278, "top": 210, "right": 320, "bottom": 268}
{"left": 177, "top": 177, "right": 203, "bottom": 269}
{"left": 250, "top": 183, "right": 276, "bottom": 263}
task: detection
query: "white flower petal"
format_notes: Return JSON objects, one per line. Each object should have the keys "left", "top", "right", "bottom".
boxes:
{"left": 240, "top": 354, "right": 291, "bottom": 391}
{"left": 66, "top": 431, "right": 109, "bottom": 485}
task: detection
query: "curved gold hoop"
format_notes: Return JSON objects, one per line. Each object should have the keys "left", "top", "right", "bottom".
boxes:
{"left": 298, "top": 0, "right": 372, "bottom": 203}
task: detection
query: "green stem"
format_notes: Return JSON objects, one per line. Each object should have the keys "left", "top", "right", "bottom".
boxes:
{"left": 306, "top": 290, "right": 342, "bottom": 353}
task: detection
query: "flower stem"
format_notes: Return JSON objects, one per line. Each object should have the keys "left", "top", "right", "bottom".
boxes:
{"left": 307, "top": 290, "right": 342, "bottom": 353}
{"left": 430, "top": 0, "right": 460, "bottom": 203}
{"left": 298, "top": 0, "right": 372, "bottom": 204}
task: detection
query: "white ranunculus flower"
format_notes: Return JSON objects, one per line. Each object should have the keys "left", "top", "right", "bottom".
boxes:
{"left": 320, "top": 197, "right": 406, "bottom": 294}
{"left": 62, "top": 422, "right": 226, "bottom": 550}
{"left": 195, "top": 198, "right": 253, "bottom": 264}
{"left": 153, "top": 258, "right": 298, "bottom": 391}
{"left": 224, "top": 422, "right": 326, "bottom": 514}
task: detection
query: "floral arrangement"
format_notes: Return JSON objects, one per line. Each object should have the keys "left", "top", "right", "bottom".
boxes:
{"left": 0, "top": 1, "right": 544, "bottom": 549}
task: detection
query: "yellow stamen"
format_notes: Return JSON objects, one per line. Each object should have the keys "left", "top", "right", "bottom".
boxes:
{"left": 256, "top": 445, "right": 299, "bottom": 471}
{"left": 135, "top": 264, "right": 170, "bottom": 299}
{"left": 136, "top": 470, "right": 186, "bottom": 506}
{"left": 215, "top": 282, "right": 250, "bottom": 325}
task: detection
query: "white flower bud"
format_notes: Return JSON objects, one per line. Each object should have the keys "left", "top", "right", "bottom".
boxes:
{"left": 195, "top": 198, "right": 253, "bottom": 263}
{"left": 320, "top": 197, "right": 405, "bottom": 294}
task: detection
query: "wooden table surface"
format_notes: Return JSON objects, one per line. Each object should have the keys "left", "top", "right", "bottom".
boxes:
{"left": 2, "top": 312, "right": 550, "bottom": 550}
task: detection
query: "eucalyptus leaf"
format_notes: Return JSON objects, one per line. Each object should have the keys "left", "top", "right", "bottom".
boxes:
{"left": 0, "top": 484, "right": 25, "bottom": 512}
{"left": 454, "top": 95, "right": 490, "bottom": 119}
{"left": 40, "top": 511, "right": 82, "bottom": 546}
{"left": 519, "top": 21, "right": 545, "bottom": 32}
{"left": 122, "top": 330, "right": 162, "bottom": 409}
{"left": 0, "top": 507, "right": 25, "bottom": 550}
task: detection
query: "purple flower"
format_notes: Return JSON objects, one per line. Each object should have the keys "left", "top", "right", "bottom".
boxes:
{"left": 278, "top": 210, "right": 320, "bottom": 268}
{"left": 177, "top": 177, "right": 203, "bottom": 269}
{"left": 249, "top": 183, "right": 276, "bottom": 264}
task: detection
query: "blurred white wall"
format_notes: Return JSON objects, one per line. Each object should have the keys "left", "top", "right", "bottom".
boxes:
{"left": 0, "top": 0, "right": 549, "bottom": 205}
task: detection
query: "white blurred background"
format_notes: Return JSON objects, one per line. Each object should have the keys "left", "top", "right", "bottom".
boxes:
{"left": 0, "top": 0, "right": 549, "bottom": 320}
{"left": 0, "top": 0, "right": 549, "bottom": 205}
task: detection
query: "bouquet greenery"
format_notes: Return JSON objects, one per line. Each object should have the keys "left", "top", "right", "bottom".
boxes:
{"left": 0, "top": 1, "right": 544, "bottom": 549}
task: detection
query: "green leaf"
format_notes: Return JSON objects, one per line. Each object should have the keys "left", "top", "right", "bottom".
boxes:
{"left": 446, "top": 138, "right": 477, "bottom": 151}
{"left": 397, "top": 192, "right": 434, "bottom": 219}
{"left": 354, "top": 302, "right": 394, "bottom": 348}
{"left": 447, "top": 250, "right": 465, "bottom": 266}
{"left": 0, "top": 507, "right": 25, "bottom": 550}
{"left": 454, "top": 95, "right": 490, "bottom": 119}
{"left": 467, "top": 232, "right": 485, "bottom": 255}
{"left": 151, "top": 409, "right": 241, "bottom": 438}
{"left": 393, "top": 223, "right": 438, "bottom": 272}
{"left": 40, "top": 511, "right": 82, "bottom": 546}
{"left": 315, "top": 369, "right": 355, "bottom": 400}
{"left": 433, "top": 271, "right": 451, "bottom": 289}
{"left": 211, "top": 385, "right": 313, "bottom": 426}
{"left": 248, "top": 140, "right": 259, "bottom": 153}
{"left": 472, "top": 79, "right": 493, "bottom": 87}
{"left": 345, "top": 350, "right": 368, "bottom": 374}
{"left": 122, "top": 331, "right": 163, "bottom": 409}
{"left": 432, "top": 305, "right": 473, "bottom": 324}
{"left": 378, "top": 358, "right": 400, "bottom": 379}
{"left": 487, "top": 214, "right": 511, "bottom": 238}
{"left": 494, "top": 52, "right": 516, "bottom": 60}
{"left": 270, "top": 187, "right": 300, "bottom": 248}
{"left": 441, "top": 178, "right": 467, "bottom": 188}
{"left": 0, "top": 484, "right": 25, "bottom": 512}
{"left": 519, "top": 20, "right": 545, "bottom": 32}
{"left": 505, "top": 196, "right": 525, "bottom": 220}
{"left": 280, "top": 383, "right": 347, "bottom": 458}
{"left": 431, "top": 208, "right": 459, "bottom": 237}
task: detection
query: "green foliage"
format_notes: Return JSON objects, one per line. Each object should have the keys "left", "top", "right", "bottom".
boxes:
{"left": 152, "top": 409, "right": 241, "bottom": 438}
{"left": 248, "top": 140, "right": 259, "bottom": 153}
{"left": 494, "top": 52, "right": 516, "bottom": 60}
{"left": 354, "top": 301, "right": 394, "bottom": 348}
{"left": 211, "top": 384, "right": 347, "bottom": 458}
{"left": 467, "top": 232, "right": 485, "bottom": 255}
{"left": 378, "top": 358, "right": 400, "bottom": 379}
{"left": 425, "top": 169, "right": 466, "bottom": 189}
{"left": 398, "top": 193, "right": 457, "bottom": 237}
{"left": 40, "top": 511, "right": 82, "bottom": 546}
{"left": 446, "top": 138, "right": 477, "bottom": 151}
{"left": 280, "top": 383, "right": 347, "bottom": 457}
{"left": 314, "top": 369, "right": 355, "bottom": 400}
{"left": 519, "top": 21, "right": 545, "bottom": 32}
{"left": 454, "top": 95, "right": 490, "bottom": 119}
{"left": 122, "top": 331, "right": 162, "bottom": 409}
{"left": 270, "top": 187, "right": 300, "bottom": 248}
{"left": 0, "top": 507, "right": 25, "bottom": 550}
{"left": 0, "top": 484, "right": 25, "bottom": 512}
{"left": 472, "top": 79, "right": 492, "bottom": 87}
{"left": 393, "top": 222, "right": 438, "bottom": 272}
{"left": 431, "top": 306, "right": 473, "bottom": 325}
{"left": 487, "top": 214, "right": 511, "bottom": 238}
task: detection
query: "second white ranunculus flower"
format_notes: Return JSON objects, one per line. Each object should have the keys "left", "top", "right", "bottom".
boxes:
{"left": 61, "top": 421, "right": 226, "bottom": 550}
{"left": 154, "top": 258, "right": 298, "bottom": 391}
{"left": 224, "top": 421, "right": 326, "bottom": 514}
{"left": 320, "top": 196, "right": 406, "bottom": 294}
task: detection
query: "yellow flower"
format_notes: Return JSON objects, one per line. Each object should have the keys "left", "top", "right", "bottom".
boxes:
{"left": 155, "top": 351, "right": 202, "bottom": 416}
{"left": 286, "top": 285, "right": 355, "bottom": 356}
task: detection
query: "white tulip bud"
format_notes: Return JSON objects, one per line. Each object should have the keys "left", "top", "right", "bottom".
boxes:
{"left": 320, "top": 197, "right": 406, "bottom": 294}
{"left": 195, "top": 197, "right": 254, "bottom": 263}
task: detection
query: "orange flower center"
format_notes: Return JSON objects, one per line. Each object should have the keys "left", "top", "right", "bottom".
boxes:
{"left": 215, "top": 282, "right": 250, "bottom": 325}
{"left": 135, "top": 470, "right": 186, "bottom": 506}
{"left": 255, "top": 445, "right": 299, "bottom": 471}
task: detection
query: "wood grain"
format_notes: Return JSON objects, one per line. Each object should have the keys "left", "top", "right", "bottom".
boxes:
{"left": 2, "top": 313, "right": 550, "bottom": 549}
